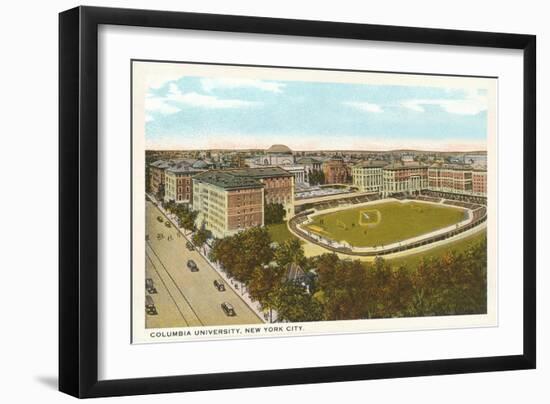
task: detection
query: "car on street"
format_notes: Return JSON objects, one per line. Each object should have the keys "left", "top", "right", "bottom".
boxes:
{"left": 165, "top": 221, "right": 171, "bottom": 228}
{"left": 156, "top": 216, "right": 163, "bottom": 222}
{"left": 145, "top": 295, "right": 157, "bottom": 315}
{"left": 213, "top": 279, "right": 225, "bottom": 292}
{"left": 186, "top": 241, "right": 194, "bottom": 251}
{"left": 187, "top": 259, "right": 199, "bottom": 272}
{"left": 145, "top": 278, "right": 157, "bottom": 294}
{"left": 221, "top": 302, "right": 235, "bottom": 316}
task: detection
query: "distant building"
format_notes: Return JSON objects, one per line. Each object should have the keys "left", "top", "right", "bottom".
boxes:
{"left": 296, "top": 157, "right": 322, "bottom": 173}
{"left": 322, "top": 157, "right": 351, "bottom": 184}
{"left": 463, "top": 153, "right": 487, "bottom": 165}
{"left": 351, "top": 161, "right": 388, "bottom": 192}
{"left": 192, "top": 171, "right": 264, "bottom": 239}
{"left": 280, "top": 165, "right": 308, "bottom": 186}
{"left": 246, "top": 144, "right": 295, "bottom": 167}
{"left": 428, "top": 163, "right": 487, "bottom": 197}
{"left": 382, "top": 162, "right": 428, "bottom": 196}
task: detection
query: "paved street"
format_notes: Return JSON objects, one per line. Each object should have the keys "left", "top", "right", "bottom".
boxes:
{"left": 144, "top": 200, "right": 263, "bottom": 328}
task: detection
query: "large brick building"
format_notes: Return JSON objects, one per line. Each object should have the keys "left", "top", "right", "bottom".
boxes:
{"left": 149, "top": 159, "right": 208, "bottom": 200}
{"left": 472, "top": 170, "right": 487, "bottom": 196}
{"left": 164, "top": 166, "right": 204, "bottom": 204}
{"left": 322, "top": 157, "right": 351, "bottom": 184}
{"left": 428, "top": 163, "right": 487, "bottom": 197}
{"left": 227, "top": 167, "right": 295, "bottom": 218}
{"left": 192, "top": 171, "right": 264, "bottom": 239}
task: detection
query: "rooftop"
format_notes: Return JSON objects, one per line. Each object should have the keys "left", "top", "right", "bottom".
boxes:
{"left": 429, "top": 163, "right": 487, "bottom": 172}
{"left": 383, "top": 162, "right": 427, "bottom": 171}
{"left": 149, "top": 160, "right": 172, "bottom": 169}
{"left": 193, "top": 170, "right": 263, "bottom": 190}
{"left": 228, "top": 167, "right": 293, "bottom": 179}
{"left": 266, "top": 144, "right": 292, "bottom": 154}
{"left": 353, "top": 160, "right": 389, "bottom": 168}
{"left": 166, "top": 166, "right": 204, "bottom": 175}
{"left": 296, "top": 157, "right": 321, "bottom": 164}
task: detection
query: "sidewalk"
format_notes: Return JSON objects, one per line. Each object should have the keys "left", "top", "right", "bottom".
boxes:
{"left": 146, "top": 193, "right": 269, "bottom": 323}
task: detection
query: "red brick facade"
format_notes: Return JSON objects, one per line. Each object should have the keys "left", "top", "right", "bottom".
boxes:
{"left": 227, "top": 188, "right": 263, "bottom": 231}
{"left": 323, "top": 159, "right": 350, "bottom": 184}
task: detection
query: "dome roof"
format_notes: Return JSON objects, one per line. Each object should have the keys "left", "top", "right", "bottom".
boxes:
{"left": 266, "top": 144, "right": 292, "bottom": 154}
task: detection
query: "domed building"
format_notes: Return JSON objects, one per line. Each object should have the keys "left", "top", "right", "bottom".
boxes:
{"left": 266, "top": 144, "right": 292, "bottom": 155}
{"left": 246, "top": 144, "right": 295, "bottom": 167}
{"left": 245, "top": 144, "right": 310, "bottom": 185}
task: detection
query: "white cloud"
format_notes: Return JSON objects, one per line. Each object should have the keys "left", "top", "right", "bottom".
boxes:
{"left": 201, "top": 77, "right": 285, "bottom": 93}
{"left": 401, "top": 90, "right": 488, "bottom": 115}
{"left": 165, "top": 83, "right": 257, "bottom": 109}
{"left": 145, "top": 83, "right": 258, "bottom": 115}
{"left": 344, "top": 101, "right": 383, "bottom": 113}
{"left": 144, "top": 94, "right": 180, "bottom": 115}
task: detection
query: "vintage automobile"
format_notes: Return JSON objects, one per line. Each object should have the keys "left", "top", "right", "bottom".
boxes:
{"left": 221, "top": 302, "right": 235, "bottom": 316}
{"left": 145, "top": 278, "right": 157, "bottom": 294}
{"left": 145, "top": 295, "right": 157, "bottom": 315}
{"left": 213, "top": 279, "right": 226, "bottom": 292}
{"left": 187, "top": 259, "right": 199, "bottom": 272}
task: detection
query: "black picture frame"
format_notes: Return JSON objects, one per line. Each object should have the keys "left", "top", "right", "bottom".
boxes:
{"left": 59, "top": 5, "right": 536, "bottom": 398}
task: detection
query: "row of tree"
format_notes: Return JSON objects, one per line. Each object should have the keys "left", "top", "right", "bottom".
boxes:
{"left": 162, "top": 200, "right": 212, "bottom": 253}
{"left": 308, "top": 169, "right": 326, "bottom": 186}
{"left": 312, "top": 240, "right": 487, "bottom": 320}
{"left": 162, "top": 201, "right": 198, "bottom": 234}
{"left": 209, "top": 225, "right": 487, "bottom": 322}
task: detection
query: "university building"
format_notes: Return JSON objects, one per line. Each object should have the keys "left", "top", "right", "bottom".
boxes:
{"left": 296, "top": 157, "right": 322, "bottom": 174}
{"left": 149, "top": 158, "right": 209, "bottom": 198}
{"left": 428, "top": 163, "right": 487, "bottom": 196}
{"left": 351, "top": 161, "right": 388, "bottom": 192}
{"left": 227, "top": 167, "right": 295, "bottom": 218}
{"left": 164, "top": 166, "right": 204, "bottom": 204}
{"left": 149, "top": 160, "right": 172, "bottom": 196}
{"left": 192, "top": 171, "right": 264, "bottom": 239}
{"left": 472, "top": 170, "right": 487, "bottom": 196}
{"left": 322, "top": 157, "right": 351, "bottom": 184}
{"left": 382, "top": 162, "right": 429, "bottom": 196}
{"left": 245, "top": 144, "right": 309, "bottom": 186}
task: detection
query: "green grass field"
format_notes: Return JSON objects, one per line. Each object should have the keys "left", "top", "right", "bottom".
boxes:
{"left": 267, "top": 222, "right": 303, "bottom": 245}
{"left": 305, "top": 201, "right": 466, "bottom": 247}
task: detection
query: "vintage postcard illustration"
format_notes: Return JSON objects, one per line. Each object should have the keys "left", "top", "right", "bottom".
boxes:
{"left": 131, "top": 61, "right": 496, "bottom": 343}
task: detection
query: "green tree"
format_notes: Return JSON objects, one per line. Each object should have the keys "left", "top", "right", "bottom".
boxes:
{"left": 209, "top": 227, "right": 274, "bottom": 284}
{"left": 274, "top": 282, "right": 324, "bottom": 322}
{"left": 248, "top": 264, "right": 285, "bottom": 322}
{"left": 177, "top": 209, "right": 198, "bottom": 234}
{"left": 264, "top": 203, "right": 286, "bottom": 225}
{"left": 316, "top": 254, "right": 370, "bottom": 320}
{"left": 192, "top": 224, "right": 210, "bottom": 254}
{"left": 274, "top": 239, "right": 306, "bottom": 269}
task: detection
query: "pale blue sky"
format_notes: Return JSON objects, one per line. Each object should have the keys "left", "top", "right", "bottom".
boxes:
{"left": 144, "top": 75, "right": 489, "bottom": 151}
